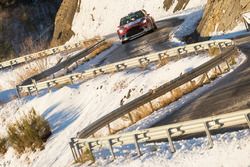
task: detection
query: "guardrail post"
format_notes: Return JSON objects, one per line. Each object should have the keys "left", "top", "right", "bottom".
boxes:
{"left": 76, "top": 143, "right": 84, "bottom": 162}
{"left": 10, "top": 61, "right": 13, "bottom": 70}
{"left": 107, "top": 124, "right": 112, "bottom": 135}
{"left": 205, "top": 73, "right": 211, "bottom": 82}
{"left": 204, "top": 122, "right": 213, "bottom": 149}
{"left": 166, "top": 129, "right": 176, "bottom": 153}
{"left": 24, "top": 57, "right": 28, "bottom": 64}
{"left": 32, "top": 79, "right": 39, "bottom": 96}
{"left": 15, "top": 85, "right": 21, "bottom": 98}
{"left": 217, "top": 65, "right": 223, "bottom": 74}
{"left": 133, "top": 134, "right": 142, "bottom": 156}
{"left": 245, "top": 114, "right": 250, "bottom": 128}
{"left": 128, "top": 112, "right": 134, "bottom": 124}
{"left": 69, "top": 138, "right": 79, "bottom": 162}
{"left": 218, "top": 43, "right": 222, "bottom": 53}
{"left": 108, "top": 139, "right": 116, "bottom": 160}
{"left": 70, "top": 76, "right": 74, "bottom": 84}
{"left": 47, "top": 82, "right": 51, "bottom": 93}
{"left": 27, "top": 87, "right": 32, "bottom": 96}
{"left": 149, "top": 101, "right": 154, "bottom": 112}
{"left": 86, "top": 142, "right": 95, "bottom": 163}
{"left": 75, "top": 61, "right": 79, "bottom": 68}
{"left": 225, "top": 60, "right": 231, "bottom": 70}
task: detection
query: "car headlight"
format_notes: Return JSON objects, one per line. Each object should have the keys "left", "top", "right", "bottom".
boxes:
{"left": 142, "top": 19, "right": 147, "bottom": 24}
{"left": 118, "top": 29, "right": 124, "bottom": 34}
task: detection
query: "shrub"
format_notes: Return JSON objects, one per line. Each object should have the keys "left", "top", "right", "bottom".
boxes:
{"left": 77, "top": 147, "right": 95, "bottom": 164}
{"left": 0, "top": 137, "right": 7, "bottom": 155}
{"left": 7, "top": 108, "right": 51, "bottom": 154}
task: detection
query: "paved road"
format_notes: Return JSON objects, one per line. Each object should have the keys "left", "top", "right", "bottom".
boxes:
{"left": 101, "top": 18, "right": 183, "bottom": 65}
{"left": 153, "top": 36, "right": 250, "bottom": 126}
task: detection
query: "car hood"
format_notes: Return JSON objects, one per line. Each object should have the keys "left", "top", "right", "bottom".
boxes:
{"left": 122, "top": 18, "right": 144, "bottom": 29}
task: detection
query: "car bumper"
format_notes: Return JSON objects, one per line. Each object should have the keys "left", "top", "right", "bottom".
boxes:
{"left": 121, "top": 26, "right": 152, "bottom": 41}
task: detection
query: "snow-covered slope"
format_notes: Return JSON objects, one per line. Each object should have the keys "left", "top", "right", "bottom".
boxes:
{"left": 97, "top": 129, "right": 250, "bottom": 167}
{"left": 69, "top": 0, "right": 206, "bottom": 42}
{"left": 0, "top": 54, "right": 212, "bottom": 166}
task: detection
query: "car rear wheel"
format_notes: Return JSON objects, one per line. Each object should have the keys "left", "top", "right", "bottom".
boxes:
{"left": 153, "top": 22, "right": 158, "bottom": 30}
{"left": 121, "top": 40, "right": 127, "bottom": 44}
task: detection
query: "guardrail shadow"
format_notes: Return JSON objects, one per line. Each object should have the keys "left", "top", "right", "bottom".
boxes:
{"left": 42, "top": 103, "right": 80, "bottom": 136}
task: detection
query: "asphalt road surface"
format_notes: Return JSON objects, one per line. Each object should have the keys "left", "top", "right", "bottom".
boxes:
{"left": 153, "top": 36, "right": 250, "bottom": 126}
{"left": 101, "top": 17, "right": 183, "bottom": 65}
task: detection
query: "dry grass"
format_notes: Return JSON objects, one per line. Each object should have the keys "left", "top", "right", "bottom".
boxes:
{"left": 208, "top": 47, "right": 221, "bottom": 57}
{"left": 77, "top": 147, "right": 95, "bottom": 164}
{"left": 157, "top": 57, "right": 169, "bottom": 68}
{"left": 7, "top": 108, "right": 51, "bottom": 154}
{"left": 20, "top": 37, "right": 48, "bottom": 57}
{"left": 0, "top": 137, "right": 7, "bottom": 155}
{"left": 95, "top": 71, "right": 222, "bottom": 135}
{"left": 112, "top": 80, "right": 128, "bottom": 92}
{"left": 68, "top": 39, "right": 113, "bottom": 73}
{"left": 13, "top": 58, "right": 49, "bottom": 86}
{"left": 88, "top": 40, "right": 113, "bottom": 58}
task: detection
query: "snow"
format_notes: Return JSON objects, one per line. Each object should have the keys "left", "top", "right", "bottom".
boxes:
{"left": 0, "top": 0, "right": 249, "bottom": 166}
{"left": 0, "top": 53, "right": 213, "bottom": 166}
{"left": 0, "top": 50, "right": 82, "bottom": 91}
{"left": 93, "top": 129, "right": 250, "bottom": 167}
{"left": 69, "top": 0, "right": 206, "bottom": 43}
{"left": 242, "top": 12, "right": 250, "bottom": 24}
{"left": 210, "top": 22, "right": 250, "bottom": 40}
{"left": 168, "top": 8, "right": 203, "bottom": 45}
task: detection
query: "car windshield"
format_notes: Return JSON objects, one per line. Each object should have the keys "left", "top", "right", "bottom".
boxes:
{"left": 120, "top": 11, "right": 145, "bottom": 26}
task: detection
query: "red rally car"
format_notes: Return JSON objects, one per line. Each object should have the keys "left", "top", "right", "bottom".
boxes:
{"left": 117, "top": 10, "right": 157, "bottom": 44}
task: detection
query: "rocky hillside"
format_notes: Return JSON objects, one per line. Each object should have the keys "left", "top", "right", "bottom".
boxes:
{"left": 197, "top": 0, "right": 250, "bottom": 37}
{"left": 0, "top": 0, "right": 61, "bottom": 60}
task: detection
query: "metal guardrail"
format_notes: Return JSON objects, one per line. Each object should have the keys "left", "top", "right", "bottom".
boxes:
{"left": 72, "top": 109, "right": 250, "bottom": 162}
{"left": 21, "top": 39, "right": 105, "bottom": 85}
{"left": 76, "top": 47, "right": 237, "bottom": 139}
{"left": 68, "top": 44, "right": 241, "bottom": 163}
{"left": 16, "top": 39, "right": 234, "bottom": 97}
{"left": 0, "top": 38, "right": 100, "bottom": 70}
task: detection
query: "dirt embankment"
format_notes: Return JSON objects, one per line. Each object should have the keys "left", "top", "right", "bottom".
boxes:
{"left": 197, "top": 0, "right": 250, "bottom": 37}
{"left": 50, "top": 0, "right": 79, "bottom": 47}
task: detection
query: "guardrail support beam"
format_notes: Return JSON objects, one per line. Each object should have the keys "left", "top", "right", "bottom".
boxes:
{"left": 86, "top": 142, "right": 95, "bottom": 163}
{"left": 32, "top": 79, "right": 39, "bottom": 96}
{"left": 70, "top": 138, "right": 79, "bottom": 162}
{"left": 27, "top": 87, "right": 32, "bottom": 96}
{"left": 217, "top": 65, "right": 223, "bottom": 74}
{"left": 225, "top": 60, "right": 231, "bottom": 70}
{"left": 108, "top": 139, "right": 116, "bottom": 160}
{"left": 128, "top": 112, "right": 134, "bottom": 124}
{"left": 149, "top": 101, "right": 154, "bottom": 112}
{"left": 204, "top": 122, "right": 213, "bottom": 149}
{"left": 133, "top": 134, "right": 142, "bottom": 156}
{"left": 107, "top": 124, "right": 112, "bottom": 135}
{"left": 205, "top": 73, "right": 211, "bottom": 82}
{"left": 166, "top": 129, "right": 176, "bottom": 153}
{"left": 15, "top": 86, "right": 21, "bottom": 98}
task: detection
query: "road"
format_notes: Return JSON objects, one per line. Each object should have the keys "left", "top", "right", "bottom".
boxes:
{"left": 102, "top": 17, "right": 250, "bottom": 126}
{"left": 153, "top": 36, "right": 250, "bottom": 126}
{"left": 101, "top": 18, "right": 183, "bottom": 65}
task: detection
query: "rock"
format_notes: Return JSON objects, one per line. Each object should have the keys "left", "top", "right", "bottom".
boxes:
{"left": 197, "top": 0, "right": 250, "bottom": 37}
{"left": 50, "top": 0, "right": 78, "bottom": 47}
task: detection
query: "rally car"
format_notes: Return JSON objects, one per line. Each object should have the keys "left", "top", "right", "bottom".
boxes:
{"left": 117, "top": 10, "right": 157, "bottom": 44}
